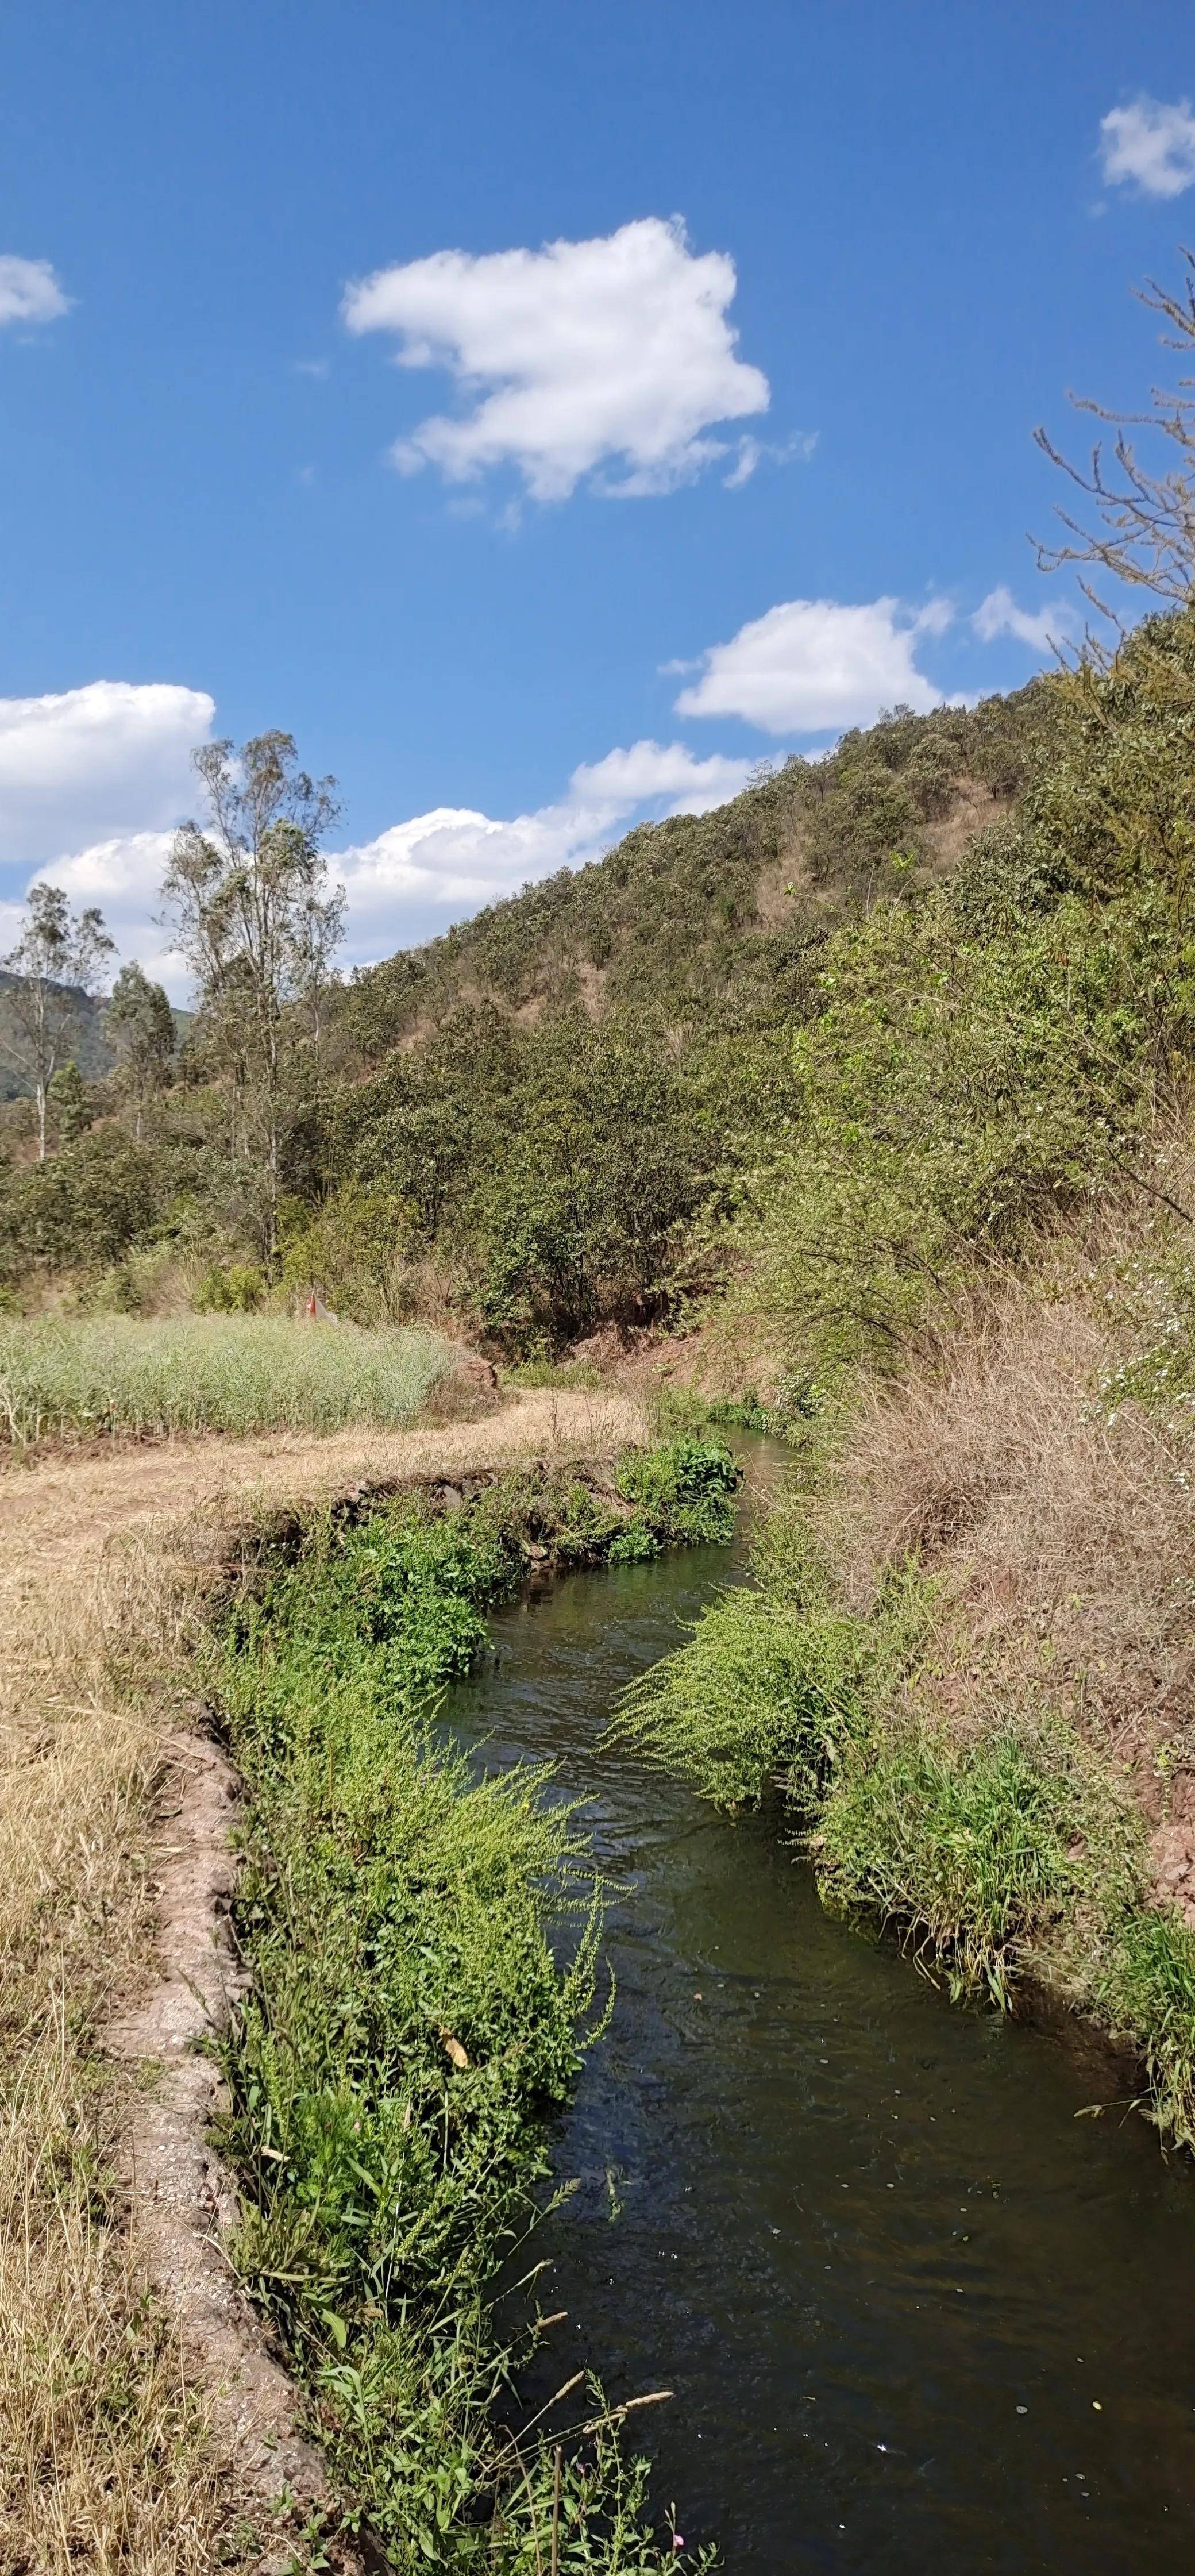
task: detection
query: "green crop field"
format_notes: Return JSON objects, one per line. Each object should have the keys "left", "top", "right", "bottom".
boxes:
{"left": 0, "top": 1314, "right": 452, "bottom": 1448}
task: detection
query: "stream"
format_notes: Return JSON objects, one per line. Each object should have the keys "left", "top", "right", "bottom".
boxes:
{"left": 438, "top": 1439, "right": 1195, "bottom": 2573}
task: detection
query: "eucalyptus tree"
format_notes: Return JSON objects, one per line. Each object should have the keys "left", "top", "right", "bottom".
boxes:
{"left": 160, "top": 732, "right": 344, "bottom": 1261}
{"left": 105, "top": 960, "right": 176, "bottom": 1138}
{"left": 0, "top": 884, "right": 114, "bottom": 1158}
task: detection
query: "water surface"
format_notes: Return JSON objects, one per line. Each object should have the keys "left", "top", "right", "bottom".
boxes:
{"left": 440, "top": 1445, "right": 1195, "bottom": 2573}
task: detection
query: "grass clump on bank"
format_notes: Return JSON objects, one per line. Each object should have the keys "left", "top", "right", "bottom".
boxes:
{"left": 0, "top": 1312, "right": 451, "bottom": 1449}
{"left": 619, "top": 1494, "right": 1195, "bottom": 2147}
{"left": 210, "top": 1445, "right": 735, "bottom": 2569}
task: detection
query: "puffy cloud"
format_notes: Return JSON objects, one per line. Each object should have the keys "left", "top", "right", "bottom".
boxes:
{"left": 38, "top": 831, "right": 187, "bottom": 988}
{"left": 1100, "top": 96, "right": 1195, "bottom": 198}
{"left": 0, "top": 681, "right": 214, "bottom": 872}
{"left": 0, "top": 255, "right": 70, "bottom": 326}
{"left": 972, "top": 585, "right": 1072, "bottom": 655}
{"left": 342, "top": 217, "right": 770, "bottom": 501}
{"left": 674, "top": 596, "right": 951, "bottom": 735}
{"left": 566, "top": 740, "right": 752, "bottom": 814}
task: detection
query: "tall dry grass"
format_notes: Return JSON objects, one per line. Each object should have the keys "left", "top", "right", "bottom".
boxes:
{"left": 829, "top": 1182, "right": 1195, "bottom": 1801}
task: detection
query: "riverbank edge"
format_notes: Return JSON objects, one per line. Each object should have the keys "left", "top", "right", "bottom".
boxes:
{"left": 616, "top": 1543, "right": 1195, "bottom": 2153}
{"left": 200, "top": 1440, "right": 739, "bottom": 2569}
{"left": 0, "top": 1390, "right": 650, "bottom": 2573}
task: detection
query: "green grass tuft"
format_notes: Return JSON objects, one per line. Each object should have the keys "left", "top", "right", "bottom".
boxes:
{"left": 615, "top": 1561, "right": 930, "bottom": 1812}
{"left": 1101, "top": 1907, "right": 1195, "bottom": 2151}
{"left": 813, "top": 1718, "right": 1130, "bottom": 2008}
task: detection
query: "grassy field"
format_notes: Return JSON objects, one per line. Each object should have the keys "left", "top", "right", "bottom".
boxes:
{"left": 0, "top": 1313, "right": 452, "bottom": 1448}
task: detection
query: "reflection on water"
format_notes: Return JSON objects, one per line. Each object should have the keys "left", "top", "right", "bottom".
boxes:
{"left": 438, "top": 1445, "right": 1195, "bottom": 2574}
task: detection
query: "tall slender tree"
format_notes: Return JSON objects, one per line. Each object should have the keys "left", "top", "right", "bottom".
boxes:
{"left": 0, "top": 885, "right": 114, "bottom": 1158}
{"left": 159, "top": 733, "right": 344, "bottom": 1260}
{"left": 105, "top": 960, "right": 176, "bottom": 1138}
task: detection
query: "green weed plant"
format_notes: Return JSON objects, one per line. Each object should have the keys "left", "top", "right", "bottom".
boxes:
{"left": 210, "top": 1449, "right": 733, "bottom": 2567}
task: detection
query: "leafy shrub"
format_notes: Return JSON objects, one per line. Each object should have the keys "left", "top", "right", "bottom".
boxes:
{"left": 193, "top": 1260, "right": 265, "bottom": 1313}
{"left": 615, "top": 1435, "right": 740, "bottom": 1546}
{"left": 279, "top": 1180, "right": 419, "bottom": 1323}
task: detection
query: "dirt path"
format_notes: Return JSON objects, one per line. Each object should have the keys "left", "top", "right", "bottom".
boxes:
{"left": 0, "top": 1386, "right": 647, "bottom": 1648}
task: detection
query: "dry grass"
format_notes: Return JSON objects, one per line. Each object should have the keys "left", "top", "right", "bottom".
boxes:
{"left": 0, "top": 2020, "right": 251, "bottom": 2574}
{"left": 0, "top": 1387, "right": 649, "bottom": 2572}
{"left": 827, "top": 1184, "right": 1195, "bottom": 1914}
{"left": 0, "top": 1543, "right": 259, "bottom": 2570}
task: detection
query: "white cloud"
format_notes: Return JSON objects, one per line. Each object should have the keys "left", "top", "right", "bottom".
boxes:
{"left": 37, "top": 831, "right": 187, "bottom": 987}
{"left": 0, "top": 681, "right": 214, "bottom": 872}
{"left": 674, "top": 596, "right": 952, "bottom": 735}
{"left": 972, "top": 584, "right": 1072, "bottom": 655}
{"left": 1100, "top": 95, "right": 1195, "bottom": 198}
{"left": 723, "top": 429, "right": 819, "bottom": 490}
{"left": 342, "top": 216, "right": 770, "bottom": 501}
{"left": 332, "top": 740, "right": 753, "bottom": 960}
{"left": 0, "top": 255, "right": 70, "bottom": 327}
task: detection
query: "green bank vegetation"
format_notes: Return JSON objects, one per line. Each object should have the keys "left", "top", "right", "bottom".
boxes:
{"left": 209, "top": 1442, "right": 736, "bottom": 2569}
{"left": 618, "top": 1492, "right": 1195, "bottom": 2144}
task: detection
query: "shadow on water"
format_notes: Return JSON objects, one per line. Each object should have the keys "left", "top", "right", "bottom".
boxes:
{"left": 437, "top": 1439, "right": 1195, "bottom": 2574}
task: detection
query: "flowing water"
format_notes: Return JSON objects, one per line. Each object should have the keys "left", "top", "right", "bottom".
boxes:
{"left": 439, "top": 1442, "right": 1195, "bottom": 2573}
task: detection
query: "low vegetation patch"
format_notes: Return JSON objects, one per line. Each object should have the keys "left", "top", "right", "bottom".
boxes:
{"left": 619, "top": 1380, "right": 1195, "bottom": 2147}
{"left": 0, "top": 1312, "right": 451, "bottom": 1449}
{"left": 209, "top": 1445, "right": 736, "bottom": 2569}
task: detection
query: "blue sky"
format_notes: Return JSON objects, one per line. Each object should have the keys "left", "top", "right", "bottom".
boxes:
{"left": 2, "top": 0, "right": 1194, "bottom": 987}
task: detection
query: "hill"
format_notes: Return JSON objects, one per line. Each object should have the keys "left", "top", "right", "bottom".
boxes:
{"left": 339, "top": 681, "right": 1054, "bottom": 1066}
{"left": 0, "top": 975, "right": 117, "bottom": 1103}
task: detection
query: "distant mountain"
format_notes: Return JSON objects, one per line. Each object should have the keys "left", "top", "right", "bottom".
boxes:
{"left": 0, "top": 974, "right": 190, "bottom": 1102}
{"left": 0, "top": 975, "right": 117, "bottom": 1102}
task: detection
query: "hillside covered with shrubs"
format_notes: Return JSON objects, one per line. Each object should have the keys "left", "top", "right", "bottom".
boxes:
{"left": 0, "top": 676, "right": 1059, "bottom": 1353}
